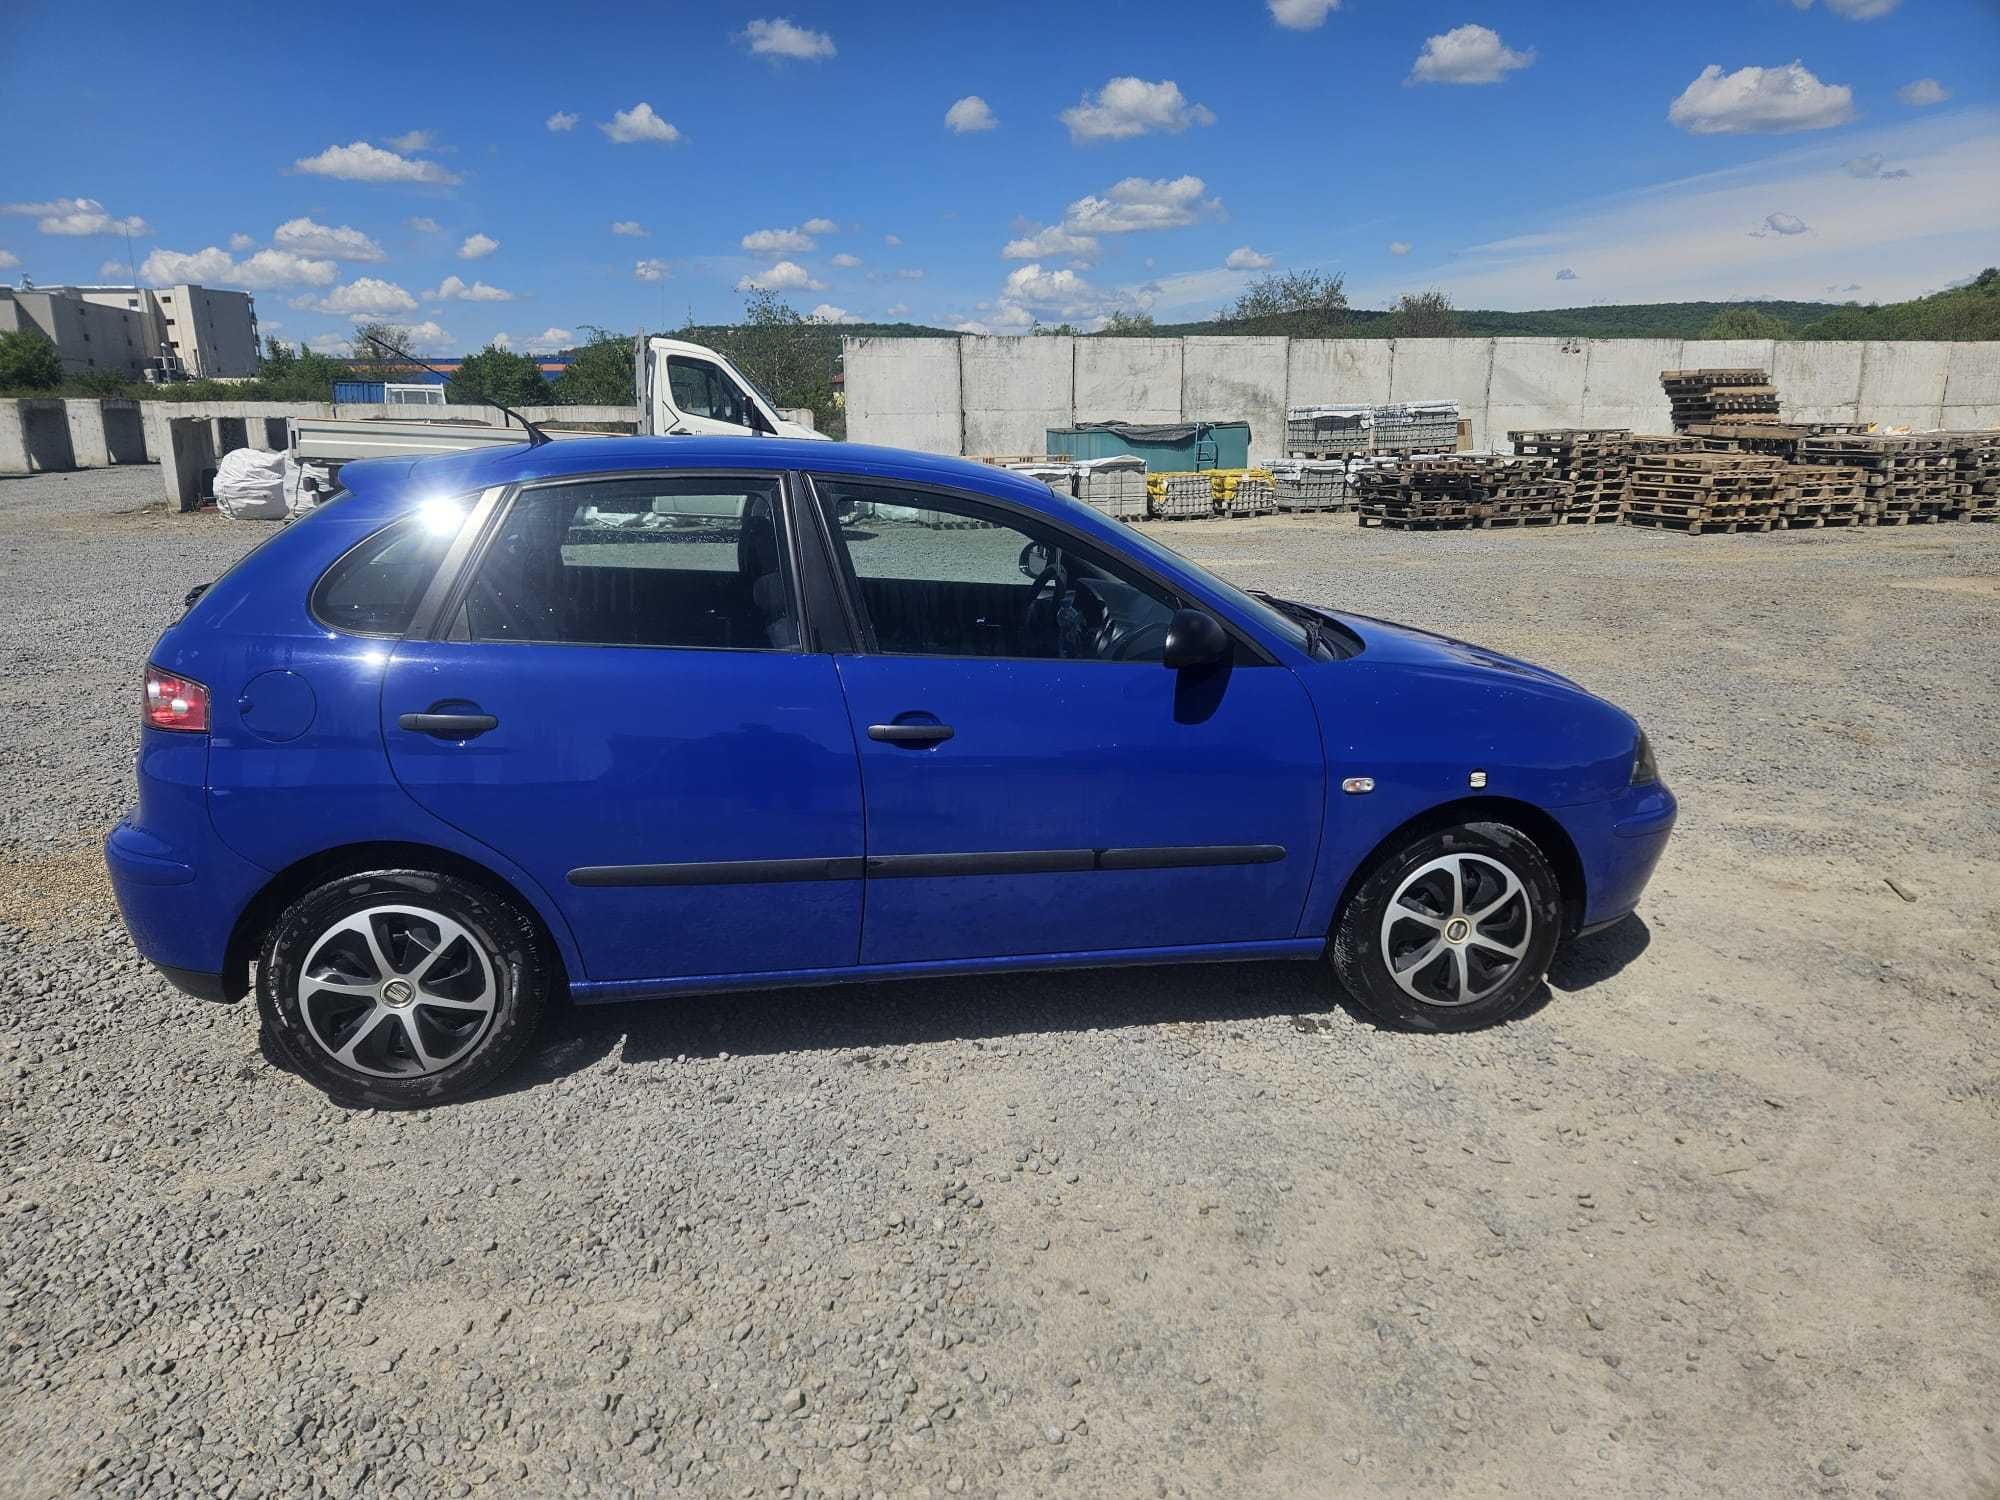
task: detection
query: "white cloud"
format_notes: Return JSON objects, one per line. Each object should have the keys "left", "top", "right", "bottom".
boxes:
{"left": 896, "top": 268, "right": 925, "bottom": 281}
{"left": 427, "top": 275, "right": 515, "bottom": 302}
{"left": 384, "top": 319, "right": 452, "bottom": 354}
{"left": 955, "top": 320, "right": 993, "bottom": 335}
{"left": 305, "top": 333, "right": 349, "bottom": 354}
{"left": 1752, "top": 211, "right": 1811, "bottom": 236}
{"left": 1005, "top": 264, "right": 1095, "bottom": 307}
{"left": 1409, "top": 25, "right": 1535, "bottom": 85}
{"left": 611, "top": 220, "right": 649, "bottom": 237}
{"left": 801, "top": 216, "right": 839, "bottom": 235}
{"left": 886, "top": 302, "right": 910, "bottom": 317}
{"left": 228, "top": 232, "right": 256, "bottom": 252}
{"left": 2, "top": 197, "right": 150, "bottom": 236}
{"left": 742, "top": 17, "right": 835, "bottom": 62}
{"left": 141, "top": 245, "right": 338, "bottom": 289}
{"left": 945, "top": 96, "right": 998, "bottom": 133}
{"left": 458, "top": 232, "right": 499, "bottom": 260}
{"left": 1554, "top": 268, "right": 1579, "bottom": 281}
{"left": 1063, "top": 175, "right": 1220, "bottom": 235}
{"left": 743, "top": 226, "right": 816, "bottom": 254}
{"left": 1844, "top": 154, "right": 1911, "bottom": 179}
{"left": 386, "top": 129, "right": 437, "bottom": 153}
{"left": 409, "top": 216, "right": 443, "bottom": 234}
{"left": 529, "top": 326, "right": 572, "bottom": 347}
{"left": 0, "top": 250, "right": 17, "bottom": 270}
{"left": 634, "top": 258, "right": 670, "bottom": 281}
{"left": 600, "top": 103, "right": 681, "bottom": 145}
{"left": 545, "top": 110, "right": 578, "bottom": 132}
{"left": 293, "top": 141, "right": 460, "bottom": 184}
{"left": 1224, "top": 246, "right": 1275, "bottom": 270}
{"left": 883, "top": 233, "right": 902, "bottom": 247}
{"left": 1060, "top": 78, "right": 1216, "bottom": 144}
{"left": 1269, "top": 0, "right": 1339, "bottom": 29}
{"left": 736, "top": 260, "right": 826, "bottom": 292}
{"left": 312, "top": 278, "right": 420, "bottom": 318}
{"left": 491, "top": 332, "right": 513, "bottom": 349}
{"left": 273, "top": 216, "right": 387, "bottom": 262}
{"left": 830, "top": 251, "right": 862, "bottom": 268}
{"left": 1388, "top": 240, "right": 1412, "bottom": 256}
{"left": 1669, "top": 62, "right": 1853, "bottom": 135}
{"left": 809, "top": 303, "right": 862, "bottom": 324}
{"left": 1898, "top": 78, "right": 1949, "bottom": 107}
{"left": 1790, "top": 0, "right": 1900, "bottom": 16}
{"left": 1002, "top": 224, "right": 1102, "bottom": 263}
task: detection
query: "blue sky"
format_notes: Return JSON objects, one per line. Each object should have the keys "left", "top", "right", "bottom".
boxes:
{"left": 3, "top": 0, "right": 1995, "bottom": 354}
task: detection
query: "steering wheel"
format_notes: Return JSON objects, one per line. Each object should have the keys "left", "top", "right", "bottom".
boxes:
{"left": 1018, "top": 541, "right": 1066, "bottom": 633}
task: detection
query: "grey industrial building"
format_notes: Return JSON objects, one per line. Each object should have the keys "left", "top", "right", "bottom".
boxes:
{"left": 0, "top": 281, "right": 260, "bottom": 380}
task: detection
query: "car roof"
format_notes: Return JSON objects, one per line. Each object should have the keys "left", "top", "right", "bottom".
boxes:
{"left": 384, "top": 435, "right": 1062, "bottom": 509}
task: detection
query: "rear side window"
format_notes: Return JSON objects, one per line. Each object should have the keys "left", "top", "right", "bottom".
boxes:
{"left": 311, "top": 520, "right": 456, "bottom": 637}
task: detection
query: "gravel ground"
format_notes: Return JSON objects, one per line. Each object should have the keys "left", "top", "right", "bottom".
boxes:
{"left": 2, "top": 466, "right": 1997, "bottom": 1500}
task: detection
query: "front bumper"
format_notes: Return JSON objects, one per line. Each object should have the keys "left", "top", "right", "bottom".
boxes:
{"left": 1559, "top": 781, "right": 1677, "bottom": 932}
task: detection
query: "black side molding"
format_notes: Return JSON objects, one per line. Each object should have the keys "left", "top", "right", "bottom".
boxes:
{"left": 568, "top": 845, "right": 1284, "bottom": 888}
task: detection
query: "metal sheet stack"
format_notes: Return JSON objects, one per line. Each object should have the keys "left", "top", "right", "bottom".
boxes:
{"left": 1794, "top": 433, "right": 1956, "bottom": 525}
{"left": 1356, "top": 454, "right": 1566, "bottom": 531}
{"left": 1507, "top": 429, "right": 1636, "bottom": 524}
{"left": 1661, "top": 369, "right": 1782, "bottom": 430}
{"left": 1623, "top": 451, "right": 1785, "bottom": 534}
{"left": 1269, "top": 459, "right": 1354, "bottom": 512}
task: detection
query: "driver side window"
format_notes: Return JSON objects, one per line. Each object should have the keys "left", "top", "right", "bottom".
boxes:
{"left": 666, "top": 356, "right": 744, "bottom": 425}
{"left": 814, "top": 479, "right": 1179, "bottom": 662}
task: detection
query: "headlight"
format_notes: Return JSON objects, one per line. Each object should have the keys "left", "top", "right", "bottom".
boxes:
{"left": 1631, "top": 728, "right": 1659, "bottom": 785}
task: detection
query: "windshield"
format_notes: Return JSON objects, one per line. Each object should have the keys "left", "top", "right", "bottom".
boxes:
{"left": 1091, "top": 509, "right": 1314, "bottom": 653}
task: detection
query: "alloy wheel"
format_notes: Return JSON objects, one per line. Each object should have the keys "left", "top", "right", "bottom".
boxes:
{"left": 296, "top": 904, "right": 498, "bottom": 1078}
{"left": 1379, "top": 853, "right": 1534, "bottom": 1008}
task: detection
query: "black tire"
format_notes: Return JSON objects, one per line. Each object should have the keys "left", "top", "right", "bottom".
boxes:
{"left": 256, "top": 868, "right": 551, "bottom": 1108}
{"left": 1330, "top": 821, "right": 1562, "bottom": 1032}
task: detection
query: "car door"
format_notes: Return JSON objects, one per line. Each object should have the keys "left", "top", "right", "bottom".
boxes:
{"left": 809, "top": 475, "right": 1326, "bottom": 966}
{"left": 380, "top": 470, "right": 865, "bottom": 985}
{"left": 662, "top": 354, "right": 764, "bottom": 436}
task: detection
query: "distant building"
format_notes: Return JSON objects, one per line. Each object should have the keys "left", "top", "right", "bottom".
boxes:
{"left": 0, "top": 282, "right": 259, "bottom": 380}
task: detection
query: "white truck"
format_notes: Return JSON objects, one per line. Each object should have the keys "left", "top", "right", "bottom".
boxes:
{"left": 289, "top": 335, "right": 826, "bottom": 471}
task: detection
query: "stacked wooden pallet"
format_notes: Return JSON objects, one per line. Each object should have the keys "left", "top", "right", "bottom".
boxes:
{"left": 1623, "top": 451, "right": 1784, "bottom": 534}
{"left": 1776, "top": 465, "right": 1868, "bottom": 528}
{"left": 1356, "top": 455, "right": 1567, "bottom": 531}
{"left": 1661, "top": 369, "right": 1782, "bottom": 430}
{"left": 1508, "top": 428, "right": 1635, "bottom": 524}
{"left": 1795, "top": 434, "right": 1955, "bottom": 525}
{"left": 1947, "top": 432, "right": 2000, "bottom": 520}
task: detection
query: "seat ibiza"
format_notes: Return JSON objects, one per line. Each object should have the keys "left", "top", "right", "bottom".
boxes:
{"left": 107, "top": 437, "right": 1675, "bottom": 1107}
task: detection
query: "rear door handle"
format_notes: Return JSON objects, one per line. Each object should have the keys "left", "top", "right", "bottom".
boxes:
{"left": 868, "top": 722, "right": 954, "bottom": 746}
{"left": 399, "top": 711, "right": 499, "bottom": 738}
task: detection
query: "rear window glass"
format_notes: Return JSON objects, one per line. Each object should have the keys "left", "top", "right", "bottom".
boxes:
{"left": 310, "top": 520, "right": 455, "bottom": 636}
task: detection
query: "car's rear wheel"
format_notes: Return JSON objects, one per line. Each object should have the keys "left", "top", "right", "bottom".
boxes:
{"left": 257, "top": 869, "right": 550, "bottom": 1107}
{"left": 1330, "top": 821, "right": 1562, "bottom": 1032}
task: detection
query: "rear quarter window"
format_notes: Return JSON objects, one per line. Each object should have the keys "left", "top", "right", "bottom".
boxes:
{"left": 310, "top": 519, "right": 455, "bottom": 637}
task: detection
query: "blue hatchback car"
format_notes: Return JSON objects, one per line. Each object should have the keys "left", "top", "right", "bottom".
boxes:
{"left": 107, "top": 436, "right": 1674, "bottom": 1106}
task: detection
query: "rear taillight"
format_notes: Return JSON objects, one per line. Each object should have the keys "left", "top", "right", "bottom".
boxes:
{"left": 143, "top": 665, "right": 210, "bottom": 733}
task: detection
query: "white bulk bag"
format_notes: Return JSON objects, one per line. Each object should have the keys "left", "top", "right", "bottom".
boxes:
{"left": 213, "top": 448, "right": 289, "bottom": 520}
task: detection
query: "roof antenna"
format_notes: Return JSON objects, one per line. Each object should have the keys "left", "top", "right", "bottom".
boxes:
{"left": 361, "top": 332, "right": 551, "bottom": 447}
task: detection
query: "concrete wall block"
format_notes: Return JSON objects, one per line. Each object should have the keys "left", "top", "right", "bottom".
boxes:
{"left": 1859, "top": 342, "right": 1950, "bottom": 428}
{"left": 843, "top": 336, "right": 963, "bottom": 454}
{"left": 11, "top": 399, "right": 79, "bottom": 473}
{"left": 1388, "top": 338, "right": 1496, "bottom": 448}
{"left": 213, "top": 416, "right": 249, "bottom": 458}
{"left": 102, "top": 400, "right": 148, "bottom": 463}
{"left": 1486, "top": 338, "right": 1592, "bottom": 440}
{"left": 1286, "top": 340, "right": 1393, "bottom": 409}
{"left": 959, "top": 335, "right": 1075, "bottom": 457}
{"left": 65, "top": 400, "right": 112, "bottom": 467}
{"left": 1074, "top": 338, "right": 1183, "bottom": 425}
{"left": 1679, "top": 340, "right": 1777, "bottom": 374}
{"left": 1577, "top": 338, "right": 1681, "bottom": 434}
{"left": 0, "top": 402, "right": 29, "bottom": 475}
{"left": 1183, "top": 336, "right": 1290, "bottom": 464}
{"left": 1772, "top": 342, "right": 1863, "bottom": 423}
{"left": 166, "top": 418, "right": 216, "bottom": 511}
{"left": 1941, "top": 342, "right": 2000, "bottom": 417}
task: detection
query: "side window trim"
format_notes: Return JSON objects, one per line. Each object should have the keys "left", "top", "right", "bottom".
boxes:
{"left": 428, "top": 468, "right": 806, "bottom": 653}
{"left": 803, "top": 474, "right": 1277, "bottom": 666}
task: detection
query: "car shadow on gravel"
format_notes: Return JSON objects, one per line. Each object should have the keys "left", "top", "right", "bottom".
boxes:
{"left": 476, "top": 925, "right": 1649, "bottom": 1100}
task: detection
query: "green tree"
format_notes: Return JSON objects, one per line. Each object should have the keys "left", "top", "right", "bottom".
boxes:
{"left": 69, "top": 367, "right": 132, "bottom": 396}
{"left": 1099, "top": 309, "right": 1156, "bottom": 335}
{"left": 255, "top": 338, "right": 347, "bottom": 402}
{"left": 1385, "top": 289, "right": 1461, "bottom": 339}
{"left": 1222, "top": 269, "right": 1349, "bottom": 335}
{"left": 552, "top": 325, "right": 635, "bottom": 406}
{"left": 1699, "top": 308, "right": 1791, "bottom": 340}
{"left": 448, "top": 344, "right": 552, "bottom": 407}
{"left": 0, "top": 328, "right": 64, "bottom": 391}
{"left": 690, "top": 291, "right": 843, "bottom": 438}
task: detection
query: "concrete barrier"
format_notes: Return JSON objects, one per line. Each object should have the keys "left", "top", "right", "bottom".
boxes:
{"left": 101, "top": 401, "right": 148, "bottom": 463}
{"left": 0, "top": 399, "right": 79, "bottom": 474}
{"left": 961, "top": 336, "right": 1074, "bottom": 457}
{"left": 65, "top": 400, "right": 113, "bottom": 468}
{"left": 166, "top": 418, "right": 217, "bottom": 512}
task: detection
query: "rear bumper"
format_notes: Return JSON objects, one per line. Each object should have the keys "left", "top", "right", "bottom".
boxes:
{"left": 106, "top": 820, "right": 266, "bottom": 1001}
{"left": 1559, "top": 782, "right": 1677, "bottom": 932}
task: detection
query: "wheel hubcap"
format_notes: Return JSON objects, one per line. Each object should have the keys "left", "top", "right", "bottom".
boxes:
{"left": 297, "top": 904, "right": 498, "bottom": 1078}
{"left": 1380, "top": 854, "right": 1533, "bottom": 1008}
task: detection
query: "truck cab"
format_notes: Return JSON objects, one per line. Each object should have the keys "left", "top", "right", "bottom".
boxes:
{"left": 633, "top": 336, "right": 828, "bottom": 440}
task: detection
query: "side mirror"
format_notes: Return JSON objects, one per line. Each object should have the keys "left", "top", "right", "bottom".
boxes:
{"left": 1162, "top": 608, "right": 1229, "bottom": 670}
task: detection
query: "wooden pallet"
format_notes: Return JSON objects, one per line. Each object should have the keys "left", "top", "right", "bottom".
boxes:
{"left": 1623, "top": 511, "right": 1776, "bottom": 535}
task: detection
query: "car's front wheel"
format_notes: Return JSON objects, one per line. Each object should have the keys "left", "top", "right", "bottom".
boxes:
{"left": 257, "top": 869, "right": 551, "bottom": 1107}
{"left": 1330, "top": 821, "right": 1562, "bottom": 1031}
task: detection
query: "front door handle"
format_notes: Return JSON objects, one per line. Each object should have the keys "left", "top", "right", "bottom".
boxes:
{"left": 868, "top": 722, "right": 954, "bottom": 746}
{"left": 400, "top": 711, "right": 499, "bottom": 738}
